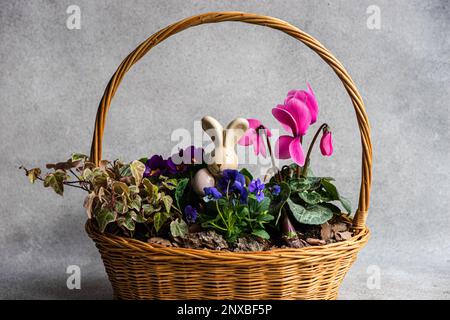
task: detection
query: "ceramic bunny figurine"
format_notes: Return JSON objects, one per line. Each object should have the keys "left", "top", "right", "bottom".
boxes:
{"left": 191, "top": 116, "right": 249, "bottom": 195}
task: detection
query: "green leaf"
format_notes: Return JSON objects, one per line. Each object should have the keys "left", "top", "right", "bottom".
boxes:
{"left": 130, "top": 160, "right": 145, "bottom": 185}
{"left": 321, "top": 179, "right": 352, "bottom": 214}
{"left": 153, "top": 211, "right": 168, "bottom": 232}
{"left": 175, "top": 178, "right": 189, "bottom": 210}
{"left": 290, "top": 177, "right": 322, "bottom": 192}
{"left": 320, "top": 202, "right": 342, "bottom": 214}
{"left": 170, "top": 218, "right": 188, "bottom": 238}
{"left": 43, "top": 170, "right": 67, "bottom": 196}
{"left": 321, "top": 179, "right": 339, "bottom": 200}
{"left": 339, "top": 196, "right": 352, "bottom": 214}
{"left": 287, "top": 198, "right": 307, "bottom": 221}
{"left": 138, "top": 157, "right": 148, "bottom": 164}
{"left": 257, "top": 213, "right": 274, "bottom": 222}
{"left": 257, "top": 197, "right": 270, "bottom": 212}
{"left": 269, "top": 182, "right": 291, "bottom": 225}
{"left": 252, "top": 229, "right": 270, "bottom": 240}
{"left": 240, "top": 168, "right": 253, "bottom": 183}
{"left": 288, "top": 199, "right": 333, "bottom": 225}
{"left": 95, "top": 209, "right": 115, "bottom": 232}
{"left": 298, "top": 191, "right": 323, "bottom": 205}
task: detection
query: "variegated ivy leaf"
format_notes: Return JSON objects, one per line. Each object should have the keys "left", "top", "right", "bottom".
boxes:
{"left": 162, "top": 194, "right": 173, "bottom": 213}
{"left": 92, "top": 168, "right": 108, "bottom": 187}
{"left": 130, "top": 211, "right": 147, "bottom": 223}
{"left": 95, "top": 209, "right": 115, "bottom": 233}
{"left": 83, "top": 192, "right": 96, "bottom": 219}
{"left": 129, "top": 195, "right": 142, "bottom": 212}
{"left": 71, "top": 153, "right": 88, "bottom": 161}
{"left": 130, "top": 160, "right": 145, "bottom": 186}
{"left": 26, "top": 168, "right": 41, "bottom": 184}
{"left": 153, "top": 211, "right": 169, "bottom": 232}
{"left": 175, "top": 178, "right": 189, "bottom": 211}
{"left": 170, "top": 218, "right": 188, "bottom": 238}
{"left": 82, "top": 168, "right": 93, "bottom": 181}
{"left": 161, "top": 178, "right": 177, "bottom": 190}
{"left": 43, "top": 170, "right": 68, "bottom": 196}
{"left": 143, "top": 178, "right": 158, "bottom": 199}
{"left": 112, "top": 181, "right": 129, "bottom": 195}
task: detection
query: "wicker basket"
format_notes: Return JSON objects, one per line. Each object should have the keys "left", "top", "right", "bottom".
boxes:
{"left": 86, "top": 11, "right": 372, "bottom": 300}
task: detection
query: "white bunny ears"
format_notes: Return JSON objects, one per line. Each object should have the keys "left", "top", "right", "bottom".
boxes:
{"left": 202, "top": 116, "right": 249, "bottom": 176}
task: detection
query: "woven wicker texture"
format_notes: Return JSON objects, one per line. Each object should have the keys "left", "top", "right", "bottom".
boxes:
{"left": 86, "top": 11, "right": 373, "bottom": 300}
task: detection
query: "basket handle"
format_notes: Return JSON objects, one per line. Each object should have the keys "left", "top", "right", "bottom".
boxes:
{"left": 89, "top": 11, "right": 372, "bottom": 229}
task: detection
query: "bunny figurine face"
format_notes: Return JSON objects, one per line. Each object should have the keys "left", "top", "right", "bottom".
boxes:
{"left": 202, "top": 116, "right": 249, "bottom": 176}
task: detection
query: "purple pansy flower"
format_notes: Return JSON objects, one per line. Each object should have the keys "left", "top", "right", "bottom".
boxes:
{"left": 249, "top": 178, "right": 265, "bottom": 202}
{"left": 144, "top": 155, "right": 166, "bottom": 177}
{"left": 184, "top": 205, "right": 198, "bottom": 223}
{"left": 165, "top": 157, "right": 186, "bottom": 175}
{"left": 171, "top": 146, "right": 204, "bottom": 166}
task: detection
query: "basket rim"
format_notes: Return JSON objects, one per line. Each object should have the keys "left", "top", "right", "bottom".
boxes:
{"left": 85, "top": 219, "right": 370, "bottom": 260}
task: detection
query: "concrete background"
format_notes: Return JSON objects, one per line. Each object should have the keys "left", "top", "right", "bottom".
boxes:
{"left": 1, "top": 0, "right": 449, "bottom": 299}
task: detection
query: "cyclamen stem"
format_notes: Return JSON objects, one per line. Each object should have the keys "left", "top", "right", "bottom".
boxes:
{"left": 301, "top": 123, "right": 329, "bottom": 177}
{"left": 259, "top": 126, "right": 282, "bottom": 182}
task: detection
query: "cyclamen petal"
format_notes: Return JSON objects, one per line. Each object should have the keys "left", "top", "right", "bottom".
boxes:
{"left": 320, "top": 131, "right": 333, "bottom": 156}
{"left": 289, "top": 136, "right": 306, "bottom": 166}
{"left": 284, "top": 84, "right": 319, "bottom": 124}
{"left": 275, "top": 135, "right": 294, "bottom": 159}
{"left": 306, "top": 83, "right": 319, "bottom": 124}
{"left": 239, "top": 128, "right": 256, "bottom": 146}
{"left": 255, "top": 134, "right": 267, "bottom": 157}
{"left": 272, "top": 106, "right": 298, "bottom": 136}
{"left": 285, "top": 98, "right": 311, "bottom": 136}
{"left": 238, "top": 119, "right": 271, "bottom": 158}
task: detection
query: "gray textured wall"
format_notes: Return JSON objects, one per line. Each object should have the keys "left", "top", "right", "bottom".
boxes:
{"left": 1, "top": 0, "right": 449, "bottom": 299}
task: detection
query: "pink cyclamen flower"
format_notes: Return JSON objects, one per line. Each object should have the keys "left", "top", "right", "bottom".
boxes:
{"left": 285, "top": 83, "right": 319, "bottom": 125}
{"left": 238, "top": 119, "right": 272, "bottom": 157}
{"left": 320, "top": 130, "right": 333, "bottom": 156}
{"left": 272, "top": 98, "right": 312, "bottom": 166}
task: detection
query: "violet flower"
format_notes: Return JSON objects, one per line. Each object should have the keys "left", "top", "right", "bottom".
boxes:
{"left": 184, "top": 205, "right": 198, "bottom": 223}
{"left": 238, "top": 119, "right": 272, "bottom": 157}
{"left": 218, "top": 170, "right": 248, "bottom": 203}
{"left": 204, "top": 187, "right": 223, "bottom": 200}
{"left": 271, "top": 185, "right": 281, "bottom": 196}
{"left": 249, "top": 178, "right": 265, "bottom": 202}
